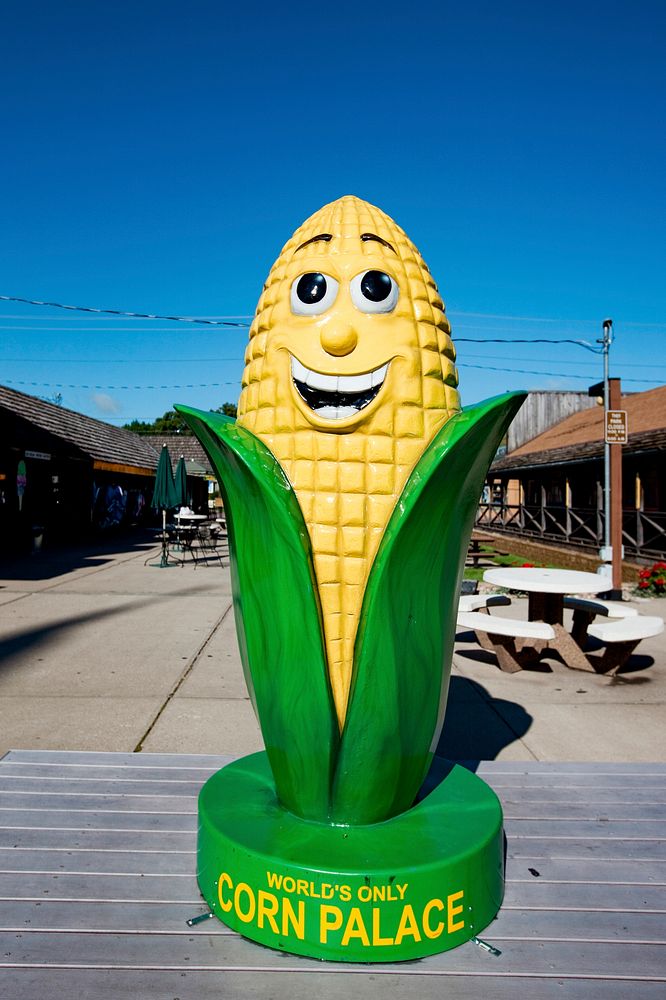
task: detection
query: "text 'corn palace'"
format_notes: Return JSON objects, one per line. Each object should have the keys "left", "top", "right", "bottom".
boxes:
{"left": 237, "top": 195, "right": 461, "bottom": 727}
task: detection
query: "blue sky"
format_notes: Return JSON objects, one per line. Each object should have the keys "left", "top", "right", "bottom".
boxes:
{"left": 1, "top": 0, "right": 664, "bottom": 422}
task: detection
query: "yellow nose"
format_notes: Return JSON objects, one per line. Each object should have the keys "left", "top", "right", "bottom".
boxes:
{"left": 320, "top": 324, "right": 358, "bottom": 357}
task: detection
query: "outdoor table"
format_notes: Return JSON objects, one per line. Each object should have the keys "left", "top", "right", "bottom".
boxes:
{"left": 482, "top": 567, "right": 608, "bottom": 671}
{"left": 1, "top": 750, "right": 663, "bottom": 997}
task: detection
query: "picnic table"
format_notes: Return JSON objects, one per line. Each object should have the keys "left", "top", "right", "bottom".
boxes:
{"left": 473, "top": 567, "right": 665, "bottom": 674}
{"left": 1, "top": 749, "right": 664, "bottom": 997}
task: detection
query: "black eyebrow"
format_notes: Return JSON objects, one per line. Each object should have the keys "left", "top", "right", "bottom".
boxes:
{"left": 294, "top": 233, "right": 333, "bottom": 252}
{"left": 361, "top": 232, "right": 396, "bottom": 254}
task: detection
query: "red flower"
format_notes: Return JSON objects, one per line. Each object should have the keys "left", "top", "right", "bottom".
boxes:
{"left": 638, "top": 581, "right": 650, "bottom": 589}
{"left": 639, "top": 569, "right": 651, "bottom": 578}
{"left": 521, "top": 562, "right": 535, "bottom": 568}
{"left": 653, "top": 562, "right": 666, "bottom": 571}
{"left": 655, "top": 577, "right": 665, "bottom": 587}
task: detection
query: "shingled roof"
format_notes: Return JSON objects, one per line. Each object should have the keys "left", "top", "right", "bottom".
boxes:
{"left": 0, "top": 384, "right": 159, "bottom": 471}
{"left": 492, "top": 385, "right": 666, "bottom": 473}
{"left": 143, "top": 435, "right": 213, "bottom": 474}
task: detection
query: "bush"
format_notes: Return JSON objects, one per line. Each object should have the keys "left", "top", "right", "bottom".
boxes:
{"left": 637, "top": 562, "right": 666, "bottom": 596}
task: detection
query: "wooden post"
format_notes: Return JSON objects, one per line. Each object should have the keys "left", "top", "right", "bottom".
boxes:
{"left": 565, "top": 477, "right": 572, "bottom": 541}
{"left": 609, "top": 378, "right": 623, "bottom": 596}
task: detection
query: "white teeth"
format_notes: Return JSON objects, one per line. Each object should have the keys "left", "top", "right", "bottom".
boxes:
{"left": 371, "top": 363, "right": 389, "bottom": 387}
{"left": 291, "top": 354, "right": 390, "bottom": 421}
{"left": 314, "top": 405, "right": 359, "bottom": 420}
{"left": 290, "top": 357, "right": 309, "bottom": 383}
{"left": 337, "top": 373, "right": 369, "bottom": 392}
{"left": 291, "top": 356, "right": 388, "bottom": 394}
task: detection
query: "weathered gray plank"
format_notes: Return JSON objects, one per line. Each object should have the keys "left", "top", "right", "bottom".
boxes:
{"left": 507, "top": 838, "right": 666, "bottom": 861}
{"left": 502, "top": 881, "right": 666, "bottom": 911}
{"left": 3, "top": 968, "right": 665, "bottom": 1000}
{"left": 0, "top": 847, "right": 195, "bottom": 875}
{"left": 0, "top": 762, "right": 219, "bottom": 781}
{"left": 1, "top": 931, "right": 665, "bottom": 978}
{"left": 500, "top": 789, "right": 666, "bottom": 804}
{"left": 2, "top": 794, "right": 664, "bottom": 823}
{"left": 3, "top": 829, "right": 665, "bottom": 863}
{"left": 10, "top": 779, "right": 660, "bottom": 805}
{"left": 505, "top": 819, "right": 666, "bottom": 835}
{"left": 0, "top": 900, "right": 663, "bottom": 943}
{"left": 477, "top": 762, "right": 666, "bottom": 776}
{"left": 0, "top": 776, "right": 205, "bottom": 796}
{"left": 0, "top": 809, "right": 197, "bottom": 831}
{"left": 2, "top": 750, "right": 232, "bottom": 769}
{"left": 0, "top": 791, "right": 197, "bottom": 812}
{"left": 0, "top": 871, "right": 201, "bottom": 902}
{"left": 3, "top": 872, "right": 664, "bottom": 912}
{"left": 503, "top": 802, "right": 666, "bottom": 820}
{"left": 0, "top": 828, "right": 193, "bottom": 851}
{"left": 3, "top": 812, "right": 664, "bottom": 839}
{"left": 1, "top": 849, "right": 663, "bottom": 884}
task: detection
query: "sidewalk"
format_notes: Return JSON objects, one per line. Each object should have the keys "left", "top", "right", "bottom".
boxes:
{"left": 0, "top": 538, "right": 664, "bottom": 761}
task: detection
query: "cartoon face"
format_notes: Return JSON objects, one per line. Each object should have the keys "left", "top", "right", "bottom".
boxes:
{"left": 238, "top": 196, "right": 459, "bottom": 439}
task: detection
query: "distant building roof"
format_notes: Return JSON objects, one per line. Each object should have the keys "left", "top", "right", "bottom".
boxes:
{"left": 0, "top": 384, "right": 159, "bottom": 472}
{"left": 143, "top": 435, "right": 213, "bottom": 475}
{"left": 493, "top": 385, "right": 666, "bottom": 473}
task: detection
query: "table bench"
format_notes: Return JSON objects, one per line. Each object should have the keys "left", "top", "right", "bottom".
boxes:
{"left": 457, "top": 611, "right": 556, "bottom": 673}
{"left": 3, "top": 750, "right": 663, "bottom": 997}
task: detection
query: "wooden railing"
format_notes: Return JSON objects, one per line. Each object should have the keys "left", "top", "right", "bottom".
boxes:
{"left": 476, "top": 503, "right": 666, "bottom": 559}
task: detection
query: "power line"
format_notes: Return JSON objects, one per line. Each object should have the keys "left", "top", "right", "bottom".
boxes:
{"left": 4, "top": 367, "right": 664, "bottom": 391}
{"left": 0, "top": 357, "right": 243, "bottom": 363}
{"left": 456, "top": 363, "right": 662, "bottom": 384}
{"left": 460, "top": 352, "right": 666, "bottom": 370}
{"left": 4, "top": 293, "right": 664, "bottom": 337}
{"left": 4, "top": 379, "right": 237, "bottom": 390}
{"left": 1, "top": 351, "right": 664, "bottom": 371}
{"left": 456, "top": 337, "right": 601, "bottom": 352}
{"left": 0, "top": 295, "right": 250, "bottom": 328}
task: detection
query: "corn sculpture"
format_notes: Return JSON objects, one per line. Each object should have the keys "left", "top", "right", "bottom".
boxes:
{"left": 177, "top": 197, "right": 525, "bottom": 962}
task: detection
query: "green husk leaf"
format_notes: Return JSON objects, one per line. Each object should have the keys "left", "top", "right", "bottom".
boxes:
{"left": 174, "top": 406, "right": 338, "bottom": 819}
{"left": 330, "top": 392, "right": 526, "bottom": 823}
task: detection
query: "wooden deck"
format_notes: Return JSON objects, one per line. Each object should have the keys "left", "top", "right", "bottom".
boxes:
{"left": 0, "top": 751, "right": 664, "bottom": 998}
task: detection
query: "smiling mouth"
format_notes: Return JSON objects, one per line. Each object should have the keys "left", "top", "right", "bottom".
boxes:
{"left": 291, "top": 356, "right": 389, "bottom": 420}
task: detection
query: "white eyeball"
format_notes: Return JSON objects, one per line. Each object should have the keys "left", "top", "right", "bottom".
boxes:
{"left": 290, "top": 272, "right": 339, "bottom": 315}
{"left": 350, "top": 270, "right": 399, "bottom": 314}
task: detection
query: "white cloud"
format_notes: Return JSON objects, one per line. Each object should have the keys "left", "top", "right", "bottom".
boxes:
{"left": 91, "top": 392, "right": 121, "bottom": 414}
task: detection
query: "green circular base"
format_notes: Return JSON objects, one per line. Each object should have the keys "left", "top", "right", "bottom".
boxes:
{"left": 197, "top": 752, "right": 504, "bottom": 962}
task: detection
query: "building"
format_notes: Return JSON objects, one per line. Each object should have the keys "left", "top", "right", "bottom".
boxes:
{"left": 479, "top": 385, "right": 666, "bottom": 560}
{"left": 0, "top": 385, "right": 159, "bottom": 554}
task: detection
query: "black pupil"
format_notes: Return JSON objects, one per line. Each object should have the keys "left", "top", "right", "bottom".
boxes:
{"left": 297, "top": 273, "right": 327, "bottom": 303}
{"left": 361, "top": 270, "right": 392, "bottom": 302}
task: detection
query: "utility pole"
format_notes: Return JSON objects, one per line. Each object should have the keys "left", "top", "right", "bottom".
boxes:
{"left": 594, "top": 319, "right": 624, "bottom": 599}
{"left": 600, "top": 319, "right": 612, "bottom": 553}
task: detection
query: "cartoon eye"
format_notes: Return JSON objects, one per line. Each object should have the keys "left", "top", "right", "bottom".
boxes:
{"left": 290, "top": 273, "right": 339, "bottom": 315}
{"left": 350, "top": 270, "right": 399, "bottom": 313}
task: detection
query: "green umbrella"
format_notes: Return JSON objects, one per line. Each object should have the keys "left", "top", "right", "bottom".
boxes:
{"left": 174, "top": 456, "right": 189, "bottom": 509}
{"left": 151, "top": 445, "right": 178, "bottom": 567}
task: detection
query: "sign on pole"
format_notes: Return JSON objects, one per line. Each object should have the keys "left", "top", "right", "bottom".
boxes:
{"left": 605, "top": 409, "right": 627, "bottom": 445}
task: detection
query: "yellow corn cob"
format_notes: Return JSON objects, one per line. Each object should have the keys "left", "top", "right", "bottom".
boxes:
{"left": 237, "top": 195, "right": 460, "bottom": 727}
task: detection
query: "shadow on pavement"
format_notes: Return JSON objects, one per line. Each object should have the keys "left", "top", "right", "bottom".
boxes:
{"left": 0, "top": 531, "right": 156, "bottom": 583}
{"left": 0, "top": 584, "right": 219, "bottom": 674}
{"left": 434, "top": 676, "right": 533, "bottom": 771}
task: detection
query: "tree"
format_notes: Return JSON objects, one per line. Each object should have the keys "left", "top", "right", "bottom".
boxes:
{"left": 215, "top": 402, "right": 238, "bottom": 418}
{"left": 123, "top": 403, "right": 237, "bottom": 434}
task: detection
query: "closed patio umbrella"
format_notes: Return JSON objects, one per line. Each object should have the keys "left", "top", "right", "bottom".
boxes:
{"left": 151, "top": 445, "right": 179, "bottom": 567}
{"left": 174, "top": 456, "right": 189, "bottom": 509}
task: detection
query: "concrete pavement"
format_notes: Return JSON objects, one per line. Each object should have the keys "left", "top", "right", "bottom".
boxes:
{"left": 0, "top": 535, "right": 664, "bottom": 761}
